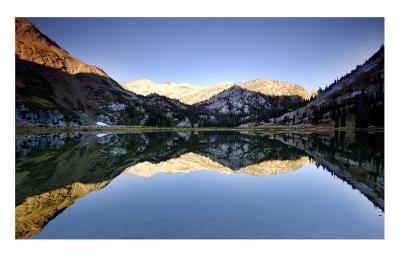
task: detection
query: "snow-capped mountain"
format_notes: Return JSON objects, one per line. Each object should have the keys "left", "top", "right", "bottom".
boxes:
{"left": 121, "top": 79, "right": 310, "bottom": 105}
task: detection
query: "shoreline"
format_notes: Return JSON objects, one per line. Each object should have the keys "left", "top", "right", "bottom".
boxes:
{"left": 15, "top": 125, "right": 384, "bottom": 135}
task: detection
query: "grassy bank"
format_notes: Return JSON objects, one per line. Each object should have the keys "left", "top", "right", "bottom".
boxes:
{"left": 257, "top": 123, "right": 384, "bottom": 133}
{"left": 15, "top": 125, "right": 384, "bottom": 135}
{"left": 15, "top": 125, "right": 276, "bottom": 135}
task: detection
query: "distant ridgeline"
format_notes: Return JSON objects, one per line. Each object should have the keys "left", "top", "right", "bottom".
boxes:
{"left": 15, "top": 17, "right": 384, "bottom": 128}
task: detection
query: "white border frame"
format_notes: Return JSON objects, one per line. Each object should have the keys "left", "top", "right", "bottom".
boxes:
{"left": 1, "top": 1, "right": 399, "bottom": 257}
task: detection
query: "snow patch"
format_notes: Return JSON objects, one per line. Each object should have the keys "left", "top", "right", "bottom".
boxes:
{"left": 176, "top": 118, "right": 192, "bottom": 128}
{"left": 110, "top": 147, "right": 127, "bottom": 156}
{"left": 350, "top": 90, "right": 362, "bottom": 98}
{"left": 96, "top": 122, "right": 109, "bottom": 126}
{"left": 109, "top": 103, "right": 127, "bottom": 111}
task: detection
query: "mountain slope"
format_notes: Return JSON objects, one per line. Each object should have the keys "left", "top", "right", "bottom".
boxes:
{"left": 15, "top": 18, "right": 190, "bottom": 127}
{"left": 194, "top": 85, "right": 307, "bottom": 127}
{"left": 121, "top": 79, "right": 310, "bottom": 105}
{"left": 273, "top": 46, "right": 384, "bottom": 128}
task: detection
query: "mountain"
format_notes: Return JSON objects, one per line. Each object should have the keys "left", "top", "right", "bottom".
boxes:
{"left": 15, "top": 17, "right": 308, "bottom": 128}
{"left": 121, "top": 79, "right": 234, "bottom": 105}
{"left": 20, "top": 17, "right": 382, "bottom": 129}
{"left": 272, "top": 46, "right": 384, "bottom": 128}
{"left": 194, "top": 86, "right": 307, "bottom": 127}
{"left": 121, "top": 79, "right": 310, "bottom": 105}
{"left": 240, "top": 79, "right": 310, "bottom": 99}
{"left": 120, "top": 79, "right": 310, "bottom": 126}
{"left": 15, "top": 18, "right": 191, "bottom": 127}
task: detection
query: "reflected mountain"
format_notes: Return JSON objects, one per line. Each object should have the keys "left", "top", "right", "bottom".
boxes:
{"left": 268, "top": 131, "right": 384, "bottom": 210}
{"left": 15, "top": 131, "right": 383, "bottom": 239}
{"left": 16, "top": 180, "right": 111, "bottom": 239}
{"left": 124, "top": 153, "right": 312, "bottom": 177}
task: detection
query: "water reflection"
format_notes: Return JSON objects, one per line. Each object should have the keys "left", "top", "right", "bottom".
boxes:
{"left": 15, "top": 131, "right": 384, "bottom": 239}
{"left": 124, "top": 153, "right": 312, "bottom": 177}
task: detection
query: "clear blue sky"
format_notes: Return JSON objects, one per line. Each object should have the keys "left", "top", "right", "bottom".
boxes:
{"left": 29, "top": 18, "right": 383, "bottom": 90}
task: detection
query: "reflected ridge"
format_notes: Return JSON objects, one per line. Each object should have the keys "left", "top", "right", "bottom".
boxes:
{"left": 124, "top": 153, "right": 312, "bottom": 177}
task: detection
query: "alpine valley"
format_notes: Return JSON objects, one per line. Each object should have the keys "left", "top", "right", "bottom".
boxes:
{"left": 16, "top": 18, "right": 384, "bottom": 129}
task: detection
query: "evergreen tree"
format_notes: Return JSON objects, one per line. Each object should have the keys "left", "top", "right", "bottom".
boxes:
{"left": 335, "top": 110, "right": 340, "bottom": 128}
{"left": 340, "top": 108, "right": 346, "bottom": 127}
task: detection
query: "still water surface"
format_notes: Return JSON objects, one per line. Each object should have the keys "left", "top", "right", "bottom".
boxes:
{"left": 15, "top": 131, "right": 384, "bottom": 239}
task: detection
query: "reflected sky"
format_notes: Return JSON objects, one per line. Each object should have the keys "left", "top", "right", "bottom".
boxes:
{"left": 33, "top": 164, "right": 383, "bottom": 239}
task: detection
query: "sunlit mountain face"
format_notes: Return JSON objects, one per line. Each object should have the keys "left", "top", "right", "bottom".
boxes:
{"left": 121, "top": 79, "right": 310, "bottom": 105}
{"left": 15, "top": 131, "right": 383, "bottom": 239}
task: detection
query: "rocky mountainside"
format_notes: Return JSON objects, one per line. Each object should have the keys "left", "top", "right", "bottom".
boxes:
{"left": 121, "top": 79, "right": 310, "bottom": 105}
{"left": 15, "top": 18, "right": 191, "bottom": 127}
{"left": 194, "top": 86, "right": 307, "bottom": 127}
{"left": 273, "top": 46, "right": 384, "bottom": 128}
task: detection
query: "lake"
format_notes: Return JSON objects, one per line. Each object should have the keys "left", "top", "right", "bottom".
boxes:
{"left": 15, "top": 130, "right": 384, "bottom": 239}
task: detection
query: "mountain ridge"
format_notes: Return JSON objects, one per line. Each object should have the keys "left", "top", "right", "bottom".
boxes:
{"left": 121, "top": 78, "right": 310, "bottom": 105}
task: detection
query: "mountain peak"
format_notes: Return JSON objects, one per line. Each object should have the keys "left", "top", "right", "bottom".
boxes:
{"left": 15, "top": 18, "right": 70, "bottom": 63}
{"left": 122, "top": 79, "right": 309, "bottom": 105}
{"left": 241, "top": 79, "right": 310, "bottom": 99}
{"left": 16, "top": 18, "right": 63, "bottom": 50}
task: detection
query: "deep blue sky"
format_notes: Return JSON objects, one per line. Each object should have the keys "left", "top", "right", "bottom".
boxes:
{"left": 29, "top": 18, "right": 383, "bottom": 90}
